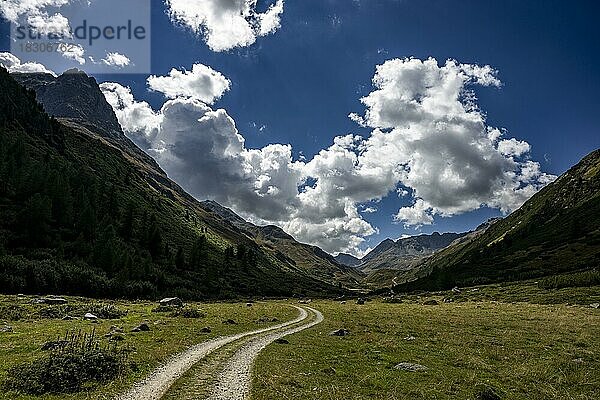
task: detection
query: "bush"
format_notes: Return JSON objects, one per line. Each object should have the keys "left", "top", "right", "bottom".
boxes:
{"left": 169, "top": 306, "right": 205, "bottom": 319}
{"left": 87, "top": 303, "right": 127, "bottom": 319}
{"left": 2, "top": 329, "right": 129, "bottom": 395}
{"left": 0, "top": 304, "right": 28, "bottom": 321}
{"left": 538, "top": 269, "right": 600, "bottom": 290}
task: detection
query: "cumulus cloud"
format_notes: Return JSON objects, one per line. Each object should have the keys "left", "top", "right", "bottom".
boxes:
{"left": 148, "top": 64, "right": 231, "bottom": 104}
{"left": 26, "top": 12, "right": 71, "bottom": 36}
{"left": 0, "top": 0, "right": 70, "bottom": 22}
{"left": 102, "top": 52, "right": 131, "bottom": 68}
{"left": 165, "top": 0, "right": 285, "bottom": 52}
{"left": 0, "top": 52, "right": 56, "bottom": 75}
{"left": 101, "top": 57, "right": 555, "bottom": 255}
{"left": 58, "top": 43, "right": 85, "bottom": 64}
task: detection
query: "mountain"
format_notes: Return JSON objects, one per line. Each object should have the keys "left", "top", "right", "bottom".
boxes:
{"left": 391, "top": 150, "right": 600, "bottom": 292}
{"left": 359, "top": 232, "right": 467, "bottom": 273}
{"left": 0, "top": 67, "right": 350, "bottom": 299}
{"left": 334, "top": 253, "right": 362, "bottom": 268}
{"left": 201, "top": 201, "right": 363, "bottom": 287}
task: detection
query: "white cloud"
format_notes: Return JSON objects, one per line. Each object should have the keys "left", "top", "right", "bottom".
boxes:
{"left": 101, "top": 57, "right": 555, "bottom": 256}
{"left": 165, "top": 0, "right": 285, "bottom": 52}
{"left": 0, "top": 52, "right": 56, "bottom": 75}
{"left": 26, "top": 12, "right": 71, "bottom": 36}
{"left": 362, "top": 206, "right": 377, "bottom": 213}
{"left": 148, "top": 64, "right": 231, "bottom": 104}
{"left": 0, "top": 0, "right": 70, "bottom": 22}
{"left": 102, "top": 52, "right": 131, "bottom": 68}
{"left": 58, "top": 43, "right": 85, "bottom": 64}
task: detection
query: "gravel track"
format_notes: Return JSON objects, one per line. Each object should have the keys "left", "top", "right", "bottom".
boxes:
{"left": 117, "top": 306, "right": 309, "bottom": 400}
{"left": 208, "top": 306, "right": 324, "bottom": 400}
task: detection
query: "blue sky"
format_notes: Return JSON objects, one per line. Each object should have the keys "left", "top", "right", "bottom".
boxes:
{"left": 2, "top": 0, "right": 599, "bottom": 255}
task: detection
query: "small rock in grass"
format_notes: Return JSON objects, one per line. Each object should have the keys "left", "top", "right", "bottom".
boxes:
{"left": 222, "top": 319, "right": 237, "bottom": 325}
{"left": 246, "top": 303, "right": 253, "bottom": 307}
{"left": 590, "top": 303, "right": 600, "bottom": 309}
{"left": 44, "top": 297, "right": 68, "bottom": 305}
{"left": 443, "top": 297, "right": 454, "bottom": 303}
{"left": 109, "top": 334, "right": 125, "bottom": 341}
{"left": 271, "top": 318, "right": 279, "bottom": 322}
{"left": 200, "top": 327, "right": 212, "bottom": 333}
{"left": 356, "top": 298, "right": 365, "bottom": 305}
{"left": 329, "top": 329, "right": 350, "bottom": 336}
{"left": 394, "top": 362, "right": 428, "bottom": 372}
{"left": 84, "top": 313, "right": 98, "bottom": 320}
{"left": 274, "top": 338, "right": 289, "bottom": 344}
{"left": 62, "top": 315, "right": 77, "bottom": 320}
{"left": 340, "top": 301, "right": 346, "bottom": 304}
{"left": 423, "top": 299, "right": 438, "bottom": 306}
{"left": 572, "top": 358, "right": 584, "bottom": 363}
{"left": 452, "top": 286, "right": 462, "bottom": 294}
{"left": 131, "top": 323, "right": 150, "bottom": 332}
{"left": 403, "top": 335, "right": 416, "bottom": 341}
{"left": 159, "top": 297, "right": 183, "bottom": 307}
{"left": 475, "top": 385, "right": 502, "bottom": 400}
{"left": 321, "top": 367, "right": 336, "bottom": 375}
{"left": 1, "top": 325, "right": 13, "bottom": 333}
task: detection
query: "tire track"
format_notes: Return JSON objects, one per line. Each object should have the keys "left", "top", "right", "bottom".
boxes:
{"left": 208, "top": 306, "right": 324, "bottom": 400}
{"left": 117, "top": 306, "right": 309, "bottom": 400}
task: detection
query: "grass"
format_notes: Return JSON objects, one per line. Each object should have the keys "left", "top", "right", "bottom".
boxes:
{"left": 253, "top": 284, "right": 600, "bottom": 400}
{"left": 0, "top": 294, "right": 296, "bottom": 400}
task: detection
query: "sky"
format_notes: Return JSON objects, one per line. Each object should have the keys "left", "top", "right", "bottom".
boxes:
{"left": 1, "top": 0, "right": 599, "bottom": 257}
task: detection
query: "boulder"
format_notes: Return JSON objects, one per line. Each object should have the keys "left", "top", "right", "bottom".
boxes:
{"left": 423, "top": 299, "right": 439, "bottom": 306}
{"left": 274, "top": 338, "right": 289, "bottom": 344}
{"left": 452, "top": 286, "right": 462, "bottom": 294}
{"left": 329, "top": 329, "right": 350, "bottom": 336}
{"left": 1, "top": 324, "right": 13, "bottom": 333}
{"left": 200, "top": 327, "right": 212, "bottom": 333}
{"left": 590, "top": 303, "right": 600, "bottom": 309}
{"left": 403, "top": 335, "right": 416, "bottom": 341}
{"left": 131, "top": 323, "right": 150, "bottom": 332}
{"left": 246, "top": 303, "right": 253, "bottom": 307}
{"left": 394, "top": 362, "right": 428, "bottom": 372}
{"left": 62, "top": 315, "right": 77, "bottom": 320}
{"left": 159, "top": 297, "right": 183, "bottom": 307}
{"left": 84, "top": 313, "right": 98, "bottom": 320}
{"left": 222, "top": 319, "right": 237, "bottom": 325}
{"left": 356, "top": 298, "right": 365, "bottom": 305}
{"left": 43, "top": 297, "right": 68, "bottom": 305}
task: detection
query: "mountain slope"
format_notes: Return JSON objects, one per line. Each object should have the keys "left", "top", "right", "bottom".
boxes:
{"left": 334, "top": 253, "right": 362, "bottom": 268}
{"left": 0, "top": 67, "right": 345, "bottom": 299}
{"left": 359, "top": 232, "right": 467, "bottom": 273}
{"left": 392, "top": 150, "right": 600, "bottom": 292}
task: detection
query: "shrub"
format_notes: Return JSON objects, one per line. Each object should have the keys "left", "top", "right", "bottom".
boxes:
{"left": 87, "top": 303, "right": 127, "bottom": 319}
{"left": 538, "top": 269, "right": 600, "bottom": 290}
{"left": 0, "top": 304, "right": 28, "bottom": 321}
{"left": 2, "top": 329, "right": 129, "bottom": 395}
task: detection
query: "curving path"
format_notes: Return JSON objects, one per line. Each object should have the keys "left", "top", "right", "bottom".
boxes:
{"left": 208, "top": 306, "right": 324, "bottom": 400}
{"left": 118, "top": 306, "right": 311, "bottom": 400}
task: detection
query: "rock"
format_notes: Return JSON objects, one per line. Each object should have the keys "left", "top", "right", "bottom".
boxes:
{"left": 475, "top": 385, "right": 502, "bottom": 400}
{"left": 41, "top": 340, "right": 68, "bottom": 350}
{"left": 62, "top": 315, "right": 77, "bottom": 320}
{"left": 572, "top": 358, "right": 584, "bottom": 363}
{"left": 443, "top": 297, "right": 454, "bottom": 303}
{"left": 590, "top": 303, "right": 600, "bottom": 309}
{"left": 403, "top": 335, "right": 416, "bottom": 341}
{"left": 329, "top": 329, "right": 350, "bottom": 336}
{"left": 109, "top": 334, "right": 125, "bottom": 341}
{"left": 1, "top": 324, "right": 13, "bottom": 333}
{"left": 271, "top": 318, "right": 279, "bottom": 322}
{"left": 131, "top": 323, "right": 150, "bottom": 332}
{"left": 200, "top": 327, "right": 212, "bottom": 333}
{"left": 159, "top": 297, "right": 183, "bottom": 307}
{"left": 452, "top": 286, "right": 462, "bottom": 294}
{"left": 340, "top": 301, "right": 346, "bottom": 304}
{"left": 274, "top": 338, "right": 289, "bottom": 344}
{"left": 394, "top": 362, "right": 428, "bottom": 372}
{"left": 423, "top": 299, "right": 439, "bottom": 306}
{"left": 298, "top": 299, "right": 312, "bottom": 304}
{"left": 246, "top": 303, "right": 253, "bottom": 307}
{"left": 356, "top": 298, "right": 365, "bottom": 305}
{"left": 84, "top": 313, "right": 98, "bottom": 320}
{"left": 43, "top": 297, "right": 68, "bottom": 305}
{"left": 222, "top": 319, "right": 237, "bottom": 325}
{"left": 321, "top": 367, "right": 336, "bottom": 375}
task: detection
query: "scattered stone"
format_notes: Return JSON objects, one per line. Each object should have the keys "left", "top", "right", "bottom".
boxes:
{"left": 340, "top": 301, "right": 346, "bottom": 304}
{"left": 452, "top": 286, "right": 462, "bottom": 294}
{"left": 62, "top": 315, "right": 77, "bottom": 321}
{"left": 109, "top": 334, "right": 125, "bottom": 341}
{"left": 298, "top": 299, "right": 312, "bottom": 304}
{"left": 274, "top": 338, "right": 289, "bottom": 344}
{"left": 200, "top": 327, "right": 212, "bottom": 333}
{"left": 329, "top": 329, "right": 350, "bottom": 336}
{"left": 443, "top": 297, "right": 454, "bottom": 303}
{"left": 271, "top": 318, "right": 279, "bottom": 322}
{"left": 1, "top": 324, "right": 13, "bottom": 333}
{"left": 321, "top": 367, "right": 336, "bottom": 375}
{"left": 159, "top": 297, "right": 183, "bottom": 307}
{"left": 222, "top": 319, "right": 237, "bottom": 325}
{"left": 17, "top": 294, "right": 25, "bottom": 297}
{"left": 470, "top": 288, "right": 479, "bottom": 292}
{"left": 403, "top": 335, "right": 416, "bottom": 341}
{"left": 31, "top": 298, "right": 46, "bottom": 304}
{"left": 41, "top": 340, "right": 68, "bottom": 350}
{"left": 131, "top": 323, "right": 150, "bottom": 332}
{"left": 356, "top": 298, "right": 365, "bottom": 305}
{"left": 84, "top": 313, "right": 98, "bottom": 320}
{"left": 246, "top": 303, "right": 253, "bottom": 307}
{"left": 394, "top": 362, "right": 428, "bottom": 372}
{"left": 590, "top": 303, "right": 600, "bottom": 309}
{"left": 43, "top": 297, "right": 68, "bottom": 305}
{"left": 423, "top": 299, "right": 439, "bottom": 306}
{"left": 475, "top": 385, "right": 502, "bottom": 400}
{"left": 572, "top": 358, "right": 584, "bottom": 364}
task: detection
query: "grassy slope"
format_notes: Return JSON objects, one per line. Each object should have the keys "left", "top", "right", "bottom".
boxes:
{"left": 0, "top": 294, "right": 297, "bottom": 400}
{"left": 253, "top": 287, "right": 600, "bottom": 399}
{"left": 392, "top": 149, "right": 600, "bottom": 291}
